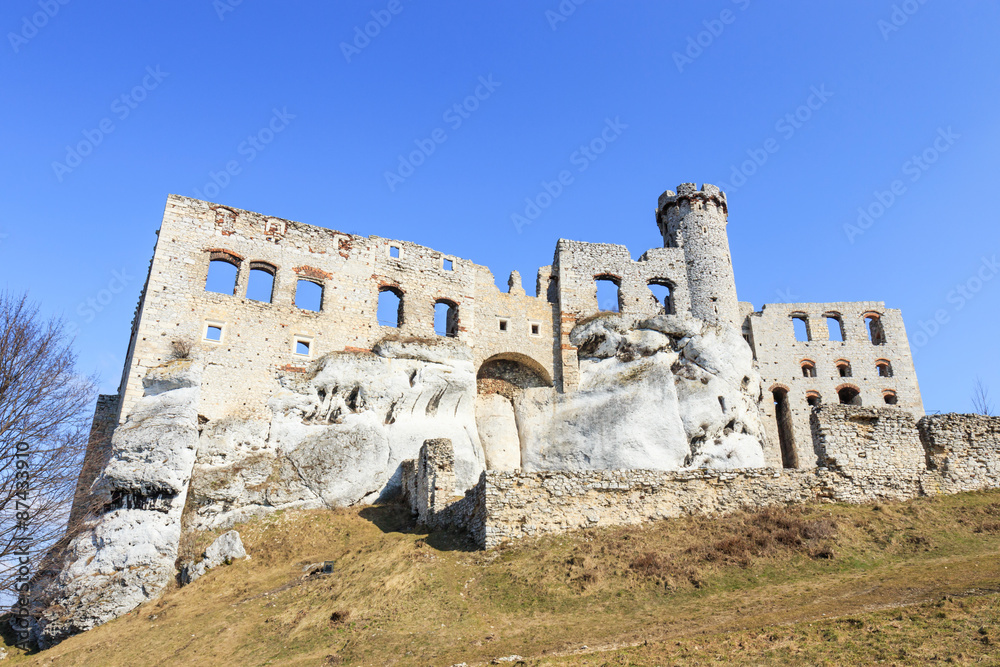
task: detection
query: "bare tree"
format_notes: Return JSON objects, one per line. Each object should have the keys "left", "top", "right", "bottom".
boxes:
{"left": 0, "top": 292, "right": 97, "bottom": 599}
{"left": 972, "top": 376, "right": 995, "bottom": 417}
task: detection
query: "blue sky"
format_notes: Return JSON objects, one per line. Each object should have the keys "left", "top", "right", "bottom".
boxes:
{"left": 1, "top": 0, "right": 997, "bottom": 413}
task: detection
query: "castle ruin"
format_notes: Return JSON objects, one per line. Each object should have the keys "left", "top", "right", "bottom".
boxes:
{"left": 33, "top": 184, "right": 999, "bottom": 647}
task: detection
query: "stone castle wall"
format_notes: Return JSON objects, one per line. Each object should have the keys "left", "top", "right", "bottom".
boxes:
{"left": 102, "top": 189, "right": 925, "bottom": 463}
{"left": 404, "top": 409, "right": 1000, "bottom": 549}
{"left": 811, "top": 405, "right": 926, "bottom": 472}
{"left": 748, "top": 302, "right": 922, "bottom": 469}
{"left": 114, "top": 195, "right": 560, "bottom": 423}
{"left": 69, "top": 394, "right": 121, "bottom": 527}
{"left": 552, "top": 239, "right": 687, "bottom": 392}
{"left": 919, "top": 413, "right": 1000, "bottom": 493}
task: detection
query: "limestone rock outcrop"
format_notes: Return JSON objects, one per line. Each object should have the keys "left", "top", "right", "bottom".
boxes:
{"left": 185, "top": 338, "right": 486, "bottom": 530}
{"left": 475, "top": 393, "right": 521, "bottom": 471}
{"left": 517, "top": 314, "right": 767, "bottom": 471}
{"left": 180, "top": 530, "right": 248, "bottom": 585}
{"left": 33, "top": 360, "right": 202, "bottom": 648}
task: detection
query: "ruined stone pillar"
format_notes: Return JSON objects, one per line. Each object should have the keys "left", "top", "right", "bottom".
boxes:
{"left": 415, "top": 438, "right": 456, "bottom": 523}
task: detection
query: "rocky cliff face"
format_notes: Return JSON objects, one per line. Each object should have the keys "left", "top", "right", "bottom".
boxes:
{"left": 39, "top": 319, "right": 769, "bottom": 646}
{"left": 185, "top": 337, "right": 486, "bottom": 531}
{"left": 186, "top": 320, "right": 767, "bottom": 530}
{"left": 33, "top": 360, "right": 202, "bottom": 648}
{"left": 516, "top": 314, "right": 767, "bottom": 471}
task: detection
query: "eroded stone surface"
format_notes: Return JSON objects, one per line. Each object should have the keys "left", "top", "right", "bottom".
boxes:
{"left": 185, "top": 342, "right": 486, "bottom": 530}
{"left": 475, "top": 393, "right": 521, "bottom": 471}
{"left": 518, "top": 315, "right": 767, "bottom": 472}
{"left": 180, "top": 530, "right": 247, "bottom": 585}
{"left": 33, "top": 361, "right": 202, "bottom": 648}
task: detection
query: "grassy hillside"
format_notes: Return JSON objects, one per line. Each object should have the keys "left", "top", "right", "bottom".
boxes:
{"left": 5, "top": 490, "right": 1000, "bottom": 666}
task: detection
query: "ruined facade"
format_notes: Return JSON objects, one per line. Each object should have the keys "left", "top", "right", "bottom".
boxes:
{"left": 42, "top": 182, "right": 986, "bottom": 649}
{"left": 97, "top": 184, "right": 922, "bottom": 471}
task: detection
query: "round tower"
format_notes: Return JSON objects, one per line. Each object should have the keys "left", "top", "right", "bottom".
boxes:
{"left": 655, "top": 183, "right": 739, "bottom": 327}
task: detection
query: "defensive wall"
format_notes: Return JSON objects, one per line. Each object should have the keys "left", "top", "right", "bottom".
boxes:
{"left": 403, "top": 407, "right": 1000, "bottom": 548}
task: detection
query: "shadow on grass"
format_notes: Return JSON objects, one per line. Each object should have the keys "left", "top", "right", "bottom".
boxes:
{"left": 0, "top": 612, "right": 36, "bottom": 656}
{"left": 358, "top": 504, "right": 479, "bottom": 553}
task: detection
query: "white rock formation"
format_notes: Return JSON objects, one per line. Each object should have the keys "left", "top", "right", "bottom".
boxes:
{"left": 475, "top": 393, "right": 522, "bottom": 470}
{"left": 517, "top": 314, "right": 767, "bottom": 471}
{"left": 186, "top": 338, "right": 486, "bottom": 530}
{"left": 34, "top": 360, "right": 202, "bottom": 648}
{"left": 180, "top": 530, "right": 248, "bottom": 584}
{"left": 36, "top": 316, "right": 772, "bottom": 647}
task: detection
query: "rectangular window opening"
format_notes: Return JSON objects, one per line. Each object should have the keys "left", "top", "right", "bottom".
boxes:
{"left": 826, "top": 316, "right": 845, "bottom": 342}
{"left": 791, "top": 315, "right": 811, "bottom": 342}
{"left": 443, "top": 258, "right": 453, "bottom": 271}
{"left": 499, "top": 318, "right": 508, "bottom": 332}
{"left": 205, "top": 325, "right": 222, "bottom": 342}
{"left": 247, "top": 266, "right": 275, "bottom": 304}
{"left": 295, "top": 280, "right": 323, "bottom": 312}
{"left": 293, "top": 335, "right": 313, "bottom": 357}
{"left": 389, "top": 246, "right": 400, "bottom": 258}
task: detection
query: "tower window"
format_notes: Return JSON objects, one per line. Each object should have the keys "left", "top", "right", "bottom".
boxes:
{"left": 498, "top": 318, "right": 508, "bottom": 332}
{"left": 835, "top": 360, "right": 852, "bottom": 378}
{"left": 648, "top": 280, "right": 675, "bottom": 315}
{"left": 838, "top": 386, "right": 862, "bottom": 406}
{"left": 205, "top": 251, "right": 241, "bottom": 295}
{"left": 389, "top": 246, "right": 400, "bottom": 258}
{"left": 876, "top": 359, "right": 893, "bottom": 377}
{"left": 800, "top": 360, "right": 817, "bottom": 378}
{"left": 246, "top": 262, "right": 276, "bottom": 303}
{"left": 791, "top": 313, "right": 811, "bottom": 342}
{"left": 865, "top": 313, "right": 886, "bottom": 345}
{"left": 595, "top": 275, "right": 621, "bottom": 313}
{"left": 883, "top": 390, "right": 898, "bottom": 405}
{"left": 806, "top": 391, "right": 821, "bottom": 407}
{"left": 442, "top": 258, "right": 453, "bottom": 271}
{"left": 293, "top": 335, "right": 313, "bottom": 357}
{"left": 205, "top": 325, "right": 222, "bottom": 342}
{"left": 825, "top": 312, "right": 845, "bottom": 341}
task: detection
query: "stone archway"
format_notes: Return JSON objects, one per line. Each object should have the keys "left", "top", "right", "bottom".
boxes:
{"left": 475, "top": 354, "right": 551, "bottom": 471}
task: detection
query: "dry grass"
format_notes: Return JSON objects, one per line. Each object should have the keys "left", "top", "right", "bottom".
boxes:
{"left": 4, "top": 491, "right": 1000, "bottom": 666}
{"left": 535, "top": 592, "right": 1000, "bottom": 665}
{"left": 168, "top": 339, "right": 192, "bottom": 359}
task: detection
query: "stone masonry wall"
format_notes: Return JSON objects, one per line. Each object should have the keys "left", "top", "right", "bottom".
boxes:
{"left": 811, "top": 405, "right": 925, "bottom": 472}
{"left": 480, "top": 468, "right": 831, "bottom": 548}
{"left": 401, "top": 439, "right": 486, "bottom": 542}
{"left": 919, "top": 413, "right": 1000, "bottom": 493}
{"left": 749, "top": 301, "right": 923, "bottom": 468}
{"left": 69, "top": 394, "right": 120, "bottom": 527}
{"left": 406, "top": 411, "right": 1000, "bottom": 549}
{"left": 115, "top": 195, "right": 560, "bottom": 422}
{"left": 553, "top": 239, "right": 689, "bottom": 392}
